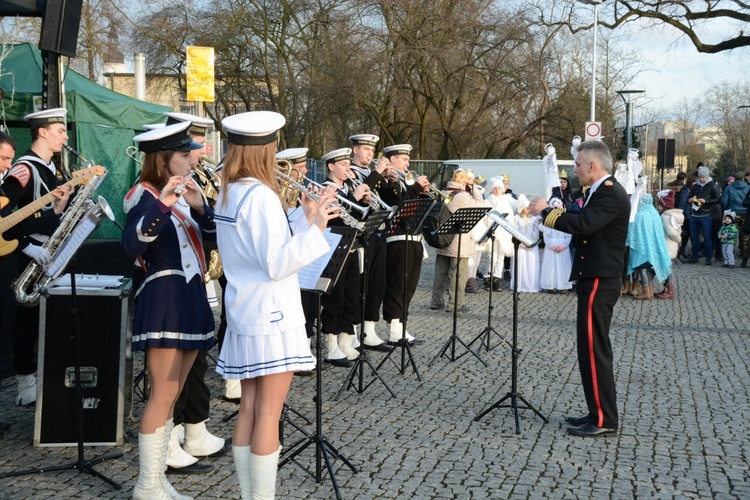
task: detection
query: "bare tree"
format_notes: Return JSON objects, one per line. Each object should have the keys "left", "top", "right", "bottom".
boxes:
{"left": 534, "top": 0, "right": 750, "bottom": 54}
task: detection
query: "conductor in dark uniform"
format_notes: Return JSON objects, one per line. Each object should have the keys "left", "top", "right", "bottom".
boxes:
{"left": 529, "top": 139, "right": 629, "bottom": 438}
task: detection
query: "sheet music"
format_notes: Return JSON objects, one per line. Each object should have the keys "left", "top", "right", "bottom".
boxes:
{"left": 44, "top": 216, "right": 98, "bottom": 279}
{"left": 297, "top": 229, "right": 341, "bottom": 291}
{"left": 287, "top": 206, "right": 304, "bottom": 223}
{"left": 487, "top": 209, "right": 537, "bottom": 248}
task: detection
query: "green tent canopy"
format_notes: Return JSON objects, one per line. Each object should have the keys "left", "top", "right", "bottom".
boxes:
{"left": 0, "top": 43, "right": 171, "bottom": 238}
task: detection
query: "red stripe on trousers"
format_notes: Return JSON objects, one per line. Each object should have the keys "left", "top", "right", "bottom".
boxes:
{"left": 587, "top": 277, "right": 604, "bottom": 427}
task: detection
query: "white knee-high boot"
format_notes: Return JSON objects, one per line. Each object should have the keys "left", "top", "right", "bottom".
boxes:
{"left": 133, "top": 425, "right": 172, "bottom": 500}
{"left": 161, "top": 419, "right": 193, "bottom": 500}
{"left": 233, "top": 445, "right": 253, "bottom": 500}
{"left": 250, "top": 445, "right": 281, "bottom": 500}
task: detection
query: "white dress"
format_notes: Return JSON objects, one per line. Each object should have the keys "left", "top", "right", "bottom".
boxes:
{"left": 214, "top": 178, "right": 330, "bottom": 379}
{"left": 510, "top": 214, "right": 541, "bottom": 292}
{"left": 482, "top": 193, "right": 515, "bottom": 278}
{"left": 539, "top": 226, "right": 573, "bottom": 291}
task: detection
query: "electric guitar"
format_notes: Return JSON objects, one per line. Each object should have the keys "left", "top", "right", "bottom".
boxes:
{"left": 0, "top": 165, "right": 105, "bottom": 257}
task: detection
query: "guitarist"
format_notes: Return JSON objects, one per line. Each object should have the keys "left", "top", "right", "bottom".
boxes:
{"left": 0, "top": 130, "right": 15, "bottom": 435}
{"left": 0, "top": 108, "right": 73, "bottom": 406}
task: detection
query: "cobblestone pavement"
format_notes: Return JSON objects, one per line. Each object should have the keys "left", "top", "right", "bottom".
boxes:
{"left": 1, "top": 255, "right": 748, "bottom": 499}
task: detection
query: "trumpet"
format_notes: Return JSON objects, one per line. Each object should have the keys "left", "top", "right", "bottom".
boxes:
{"left": 274, "top": 168, "right": 364, "bottom": 230}
{"left": 126, "top": 145, "right": 144, "bottom": 166}
{"left": 305, "top": 177, "right": 370, "bottom": 219}
{"left": 391, "top": 168, "right": 452, "bottom": 202}
{"left": 348, "top": 173, "right": 395, "bottom": 212}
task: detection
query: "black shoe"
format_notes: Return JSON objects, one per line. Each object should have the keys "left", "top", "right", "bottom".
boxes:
{"left": 687, "top": 259, "right": 698, "bottom": 263}
{"left": 705, "top": 261, "right": 712, "bottom": 266}
{"left": 566, "top": 422, "right": 617, "bottom": 437}
{"left": 0, "top": 421, "right": 10, "bottom": 437}
{"left": 294, "top": 370, "right": 314, "bottom": 377}
{"left": 325, "top": 357, "right": 352, "bottom": 368}
{"left": 167, "top": 462, "right": 215, "bottom": 474}
{"left": 565, "top": 414, "right": 592, "bottom": 427}
{"left": 202, "top": 438, "right": 232, "bottom": 459}
{"left": 363, "top": 342, "right": 393, "bottom": 352}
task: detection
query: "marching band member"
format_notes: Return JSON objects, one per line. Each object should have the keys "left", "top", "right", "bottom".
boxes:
{"left": 0, "top": 131, "right": 15, "bottom": 437}
{"left": 378, "top": 144, "right": 429, "bottom": 345}
{"left": 321, "top": 148, "right": 369, "bottom": 365}
{"left": 348, "top": 134, "right": 391, "bottom": 351}
{"left": 153, "top": 112, "right": 229, "bottom": 474}
{"left": 122, "top": 121, "right": 216, "bottom": 499}
{"left": 1, "top": 108, "right": 73, "bottom": 406}
{"left": 214, "top": 111, "right": 338, "bottom": 499}
{"left": 276, "top": 147, "right": 318, "bottom": 377}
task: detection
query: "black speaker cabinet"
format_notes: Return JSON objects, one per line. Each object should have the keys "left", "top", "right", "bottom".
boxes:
{"left": 34, "top": 279, "right": 132, "bottom": 447}
{"left": 657, "top": 138, "right": 676, "bottom": 169}
{"left": 38, "top": 0, "right": 83, "bottom": 57}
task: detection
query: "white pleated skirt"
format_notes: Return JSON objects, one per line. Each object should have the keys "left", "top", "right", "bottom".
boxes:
{"left": 216, "top": 325, "right": 315, "bottom": 379}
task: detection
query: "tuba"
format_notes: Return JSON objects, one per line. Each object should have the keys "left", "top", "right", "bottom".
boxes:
{"left": 13, "top": 165, "right": 111, "bottom": 306}
{"left": 276, "top": 159, "right": 303, "bottom": 209}
{"left": 195, "top": 157, "right": 223, "bottom": 281}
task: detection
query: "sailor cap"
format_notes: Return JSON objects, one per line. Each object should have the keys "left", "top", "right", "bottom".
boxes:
{"left": 222, "top": 111, "right": 285, "bottom": 146}
{"left": 143, "top": 123, "right": 166, "bottom": 131}
{"left": 277, "top": 147, "right": 309, "bottom": 164}
{"left": 321, "top": 148, "right": 352, "bottom": 163}
{"left": 23, "top": 108, "right": 67, "bottom": 127}
{"left": 382, "top": 144, "right": 412, "bottom": 157}
{"left": 133, "top": 121, "right": 203, "bottom": 153}
{"left": 164, "top": 112, "right": 214, "bottom": 136}
{"left": 349, "top": 134, "right": 379, "bottom": 147}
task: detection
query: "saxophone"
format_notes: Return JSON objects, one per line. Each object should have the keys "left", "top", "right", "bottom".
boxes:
{"left": 13, "top": 167, "right": 108, "bottom": 306}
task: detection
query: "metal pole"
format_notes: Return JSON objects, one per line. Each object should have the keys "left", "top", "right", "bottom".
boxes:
{"left": 625, "top": 101, "right": 632, "bottom": 152}
{"left": 590, "top": 3, "right": 598, "bottom": 122}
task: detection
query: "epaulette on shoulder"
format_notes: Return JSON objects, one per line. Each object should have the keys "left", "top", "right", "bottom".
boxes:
{"left": 544, "top": 208, "right": 564, "bottom": 228}
{"left": 123, "top": 183, "right": 159, "bottom": 214}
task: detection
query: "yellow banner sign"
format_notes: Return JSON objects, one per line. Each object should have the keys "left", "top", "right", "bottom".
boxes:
{"left": 186, "top": 46, "right": 215, "bottom": 102}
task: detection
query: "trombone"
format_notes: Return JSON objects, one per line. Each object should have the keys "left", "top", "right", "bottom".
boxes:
{"left": 126, "top": 145, "right": 144, "bottom": 165}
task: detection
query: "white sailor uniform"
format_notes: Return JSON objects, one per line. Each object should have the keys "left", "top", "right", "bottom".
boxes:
{"left": 214, "top": 179, "right": 330, "bottom": 379}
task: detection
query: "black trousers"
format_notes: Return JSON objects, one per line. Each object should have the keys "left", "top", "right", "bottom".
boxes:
{"left": 173, "top": 349, "right": 210, "bottom": 425}
{"left": 575, "top": 277, "right": 620, "bottom": 429}
{"left": 363, "top": 232, "right": 387, "bottom": 322}
{"left": 321, "top": 255, "right": 360, "bottom": 335}
{"left": 12, "top": 255, "right": 38, "bottom": 376}
{"left": 383, "top": 239, "right": 423, "bottom": 322}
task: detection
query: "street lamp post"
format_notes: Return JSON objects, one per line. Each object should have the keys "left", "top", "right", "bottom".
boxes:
{"left": 579, "top": 0, "right": 605, "bottom": 124}
{"left": 617, "top": 89, "right": 645, "bottom": 153}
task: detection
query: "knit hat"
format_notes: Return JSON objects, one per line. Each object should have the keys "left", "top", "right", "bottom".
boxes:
{"left": 697, "top": 166, "right": 710, "bottom": 178}
{"left": 726, "top": 176, "right": 735, "bottom": 183}
{"left": 489, "top": 176, "right": 504, "bottom": 191}
{"left": 657, "top": 189, "right": 675, "bottom": 209}
{"left": 724, "top": 210, "right": 736, "bottom": 221}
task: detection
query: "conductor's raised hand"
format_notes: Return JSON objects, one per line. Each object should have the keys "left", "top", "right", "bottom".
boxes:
{"left": 528, "top": 197, "right": 549, "bottom": 216}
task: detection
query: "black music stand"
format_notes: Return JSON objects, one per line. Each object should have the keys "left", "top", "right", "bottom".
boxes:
{"left": 468, "top": 219, "right": 511, "bottom": 352}
{"left": 474, "top": 211, "right": 548, "bottom": 434}
{"left": 428, "top": 206, "right": 490, "bottom": 367}
{"left": 336, "top": 209, "right": 396, "bottom": 400}
{"left": 376, "top": 198, "right": 434, "bottom": 380}
{"left": 279, "top": 228, "right": 358, "bottom": 500}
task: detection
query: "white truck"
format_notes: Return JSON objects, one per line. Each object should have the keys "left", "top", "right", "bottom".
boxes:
{"left": 436, "top": 158, "right": 577, "bottom": 200}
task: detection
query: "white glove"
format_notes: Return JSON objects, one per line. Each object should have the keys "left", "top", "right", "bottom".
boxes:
{"left": 22, "top": 244, "right": 52, "bottom": 265}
